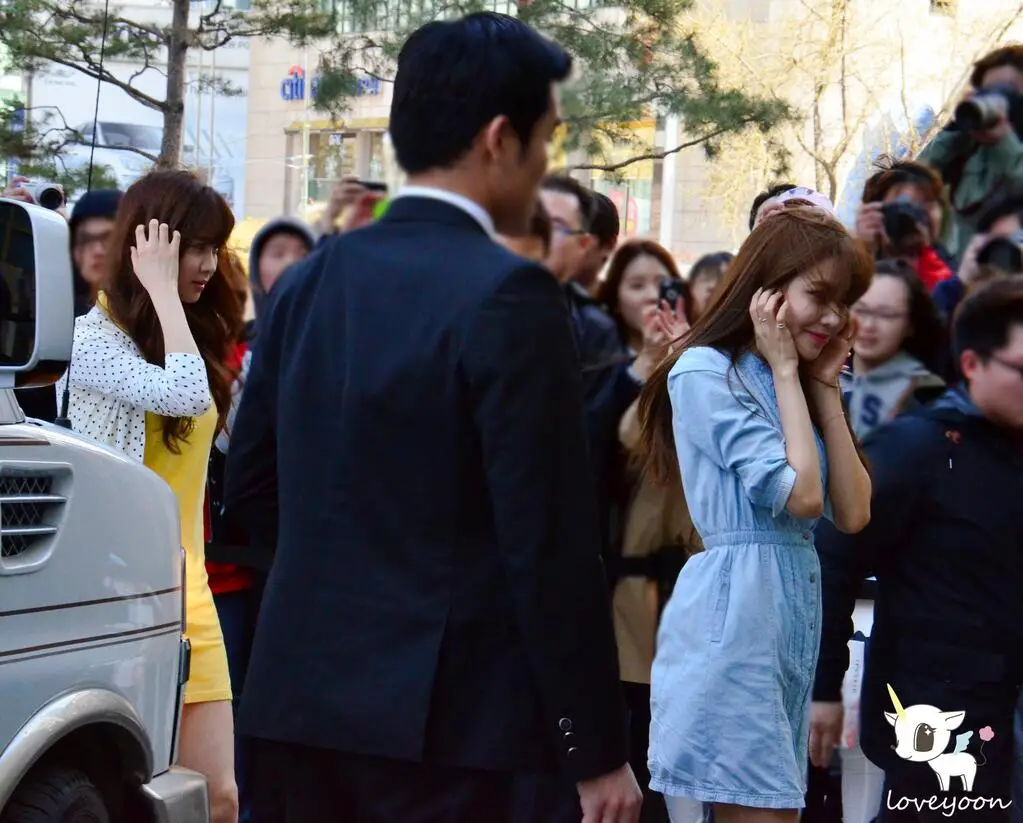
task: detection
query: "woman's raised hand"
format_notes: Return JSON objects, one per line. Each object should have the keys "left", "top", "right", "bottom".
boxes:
{"left": 130, "top": 219, "right": 181, "bottom": 298}
{"left": 750, "top": 288, "right": 798, "bottom": 376}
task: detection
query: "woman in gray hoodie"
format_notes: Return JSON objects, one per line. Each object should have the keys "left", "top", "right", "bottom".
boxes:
{"left": 843, "top": 259, "right": 948, "bottom": 440}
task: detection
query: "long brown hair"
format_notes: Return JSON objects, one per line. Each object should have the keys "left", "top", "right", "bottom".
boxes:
{"left": 103, "top": 170, "right": 243, "bottom": 452}
{"left": 638, "top": 206, "right": 873, "bottom": 483}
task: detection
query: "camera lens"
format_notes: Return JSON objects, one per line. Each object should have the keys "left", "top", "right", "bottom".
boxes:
{"left": 977, "top": 237, "right": 1023, "bottom": 274}
{"left": 35, "top": 186, "right": 64, "bottom": 210}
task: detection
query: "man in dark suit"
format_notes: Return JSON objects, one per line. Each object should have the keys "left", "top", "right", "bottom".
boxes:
{"left": 224, "top": 12, "right": 640, "bottom": 823}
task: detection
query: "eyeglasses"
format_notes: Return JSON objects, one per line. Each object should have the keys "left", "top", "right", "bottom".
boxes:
{"left": 74, "top": 231, "right": 110, "bottom": 251}
{"left": 551, "top": 219, "right": 587, "bottom": 237}
{"left": 990, "top": 355, "right": 1023, "bottom": 380}
{"left": 851, "top": 305, "right": 908, "bottom": 322}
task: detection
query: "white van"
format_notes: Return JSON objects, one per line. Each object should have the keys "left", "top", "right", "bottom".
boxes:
{"left": 0, "top": 200, "right": 207, "bottom": 822}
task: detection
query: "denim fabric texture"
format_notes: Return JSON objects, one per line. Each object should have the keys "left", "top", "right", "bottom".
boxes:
{"left": 649, "top": 347, "right": 830, "bottom": 809}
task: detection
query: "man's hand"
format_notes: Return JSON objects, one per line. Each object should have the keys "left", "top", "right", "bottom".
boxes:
{"left": 316, "top": 176, "right": 367, "bottom": 235}
{"left": 958, "top": 230, "right": 992, "bottom": 286}
{"left": 1, "top": 175, "right": 36, "bottom": 205}
{"left": 577, "top": 763, "right": 643, "bottom": 823}
{"left": 809, "top": 701, "right": 844, "bottom": 769}
{"left": 854, "top": 202, "right": 886, "bottom": 252}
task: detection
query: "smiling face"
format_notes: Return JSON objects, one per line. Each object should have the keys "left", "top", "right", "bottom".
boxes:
{"left": 781, "top": 259, "right": 848, "bottom": 361}
{"left": 178, "top": 241, "right": 219, "bottom": 304}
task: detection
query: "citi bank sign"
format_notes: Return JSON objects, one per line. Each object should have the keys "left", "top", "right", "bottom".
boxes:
{"left": 280, "top": 66, "right": 381, "bottom": 101}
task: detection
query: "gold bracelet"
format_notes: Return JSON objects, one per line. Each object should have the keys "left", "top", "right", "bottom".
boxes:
{"left": 811, "top": 375, "right": 840, "bottom": 389}
{"left": 822, "top": 412, "right": 847, "bottom": 427}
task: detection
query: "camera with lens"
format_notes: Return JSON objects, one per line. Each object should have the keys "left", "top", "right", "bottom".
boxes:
{"left": 953, "top": 84, "right": 1023, "bottom": 135}
{"left": 19, "top": 182, "right": 66, "bottom": 211}
{"left": 976, "top": 229, "right": 1023, "bottom": 275}
{"left": 881, "top": 198, "right": 930, "bottom": 248}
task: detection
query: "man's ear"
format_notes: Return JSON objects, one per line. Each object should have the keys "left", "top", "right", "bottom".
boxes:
{"left": 578, "top": 233, "right": 595, "bottom": 253}
{"left": 959, "top": 349, "right": 979, "bottom": 382}
{"left": 482, "top": 115, "right": 513, "bottom": 161}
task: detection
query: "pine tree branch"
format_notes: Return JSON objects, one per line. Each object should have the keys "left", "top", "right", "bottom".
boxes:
{"left": 561, "top": 126, "right": 735, "bottom": 173}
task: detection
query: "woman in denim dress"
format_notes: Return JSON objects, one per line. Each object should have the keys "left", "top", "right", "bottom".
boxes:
{"left": 638, "top": 207, "right": 874, "bottom": 823}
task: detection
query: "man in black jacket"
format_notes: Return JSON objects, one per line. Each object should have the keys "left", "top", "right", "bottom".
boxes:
{"left": 224, "top": 12, "right": 640, "bottom": 823}
{"left": 811, "top": 279, "right": 1023, "bottom": 821}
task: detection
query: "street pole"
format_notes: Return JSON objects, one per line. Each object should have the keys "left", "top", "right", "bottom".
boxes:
{"left": 208, "top": 44, "right": 216, "bottom": 181}
{"left": 300, "top": 46, "right": 311, "bottom": 219}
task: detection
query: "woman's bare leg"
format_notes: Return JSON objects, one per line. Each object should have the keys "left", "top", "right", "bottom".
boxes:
{"left": 177, "top": 700, "right": 239, "bottom": 823}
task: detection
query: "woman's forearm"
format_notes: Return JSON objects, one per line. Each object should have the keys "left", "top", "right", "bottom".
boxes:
{"left": 811, "top": 383, "right": 871, "bottom": 533}
{"left": 774, "top": 370, "right": 824, "bottom": 519}
{"left": 150, "top": 288, "right": 201, "bottom": 357}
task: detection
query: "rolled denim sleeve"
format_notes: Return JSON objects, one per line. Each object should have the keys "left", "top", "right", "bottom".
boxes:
{"left": 670, "top": 366, "right": 795, "bottom": 517}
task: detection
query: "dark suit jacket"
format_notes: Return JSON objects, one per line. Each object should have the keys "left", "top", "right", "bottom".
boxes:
{"left": 224, "top": 196, "right": 629, "bottom": 782}
{"left": 814, "top": 395, "right": 1023, "bottom": 787}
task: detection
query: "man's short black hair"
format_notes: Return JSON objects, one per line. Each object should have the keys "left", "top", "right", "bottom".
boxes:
{"left": 953, "top": 277, "right": 1023, "bottom": 365}
{"left": 749, "top": 183, "right": 796, "bottom": 230}
{"left": 541, "top": 174, "right": 594, "bottom": 230}
{"left": 977, "top": 183, "right": 1023, "bottom": 233}
{"left": 589, "top": 192, "right": 620, "bottom": 247}
{"left": 389, "top": 13, "right": 571, "bottom": 175}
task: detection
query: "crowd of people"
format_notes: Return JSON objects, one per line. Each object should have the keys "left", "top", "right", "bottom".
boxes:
{"left": 9, "top": 11, "right": 1023, "bottom": 823}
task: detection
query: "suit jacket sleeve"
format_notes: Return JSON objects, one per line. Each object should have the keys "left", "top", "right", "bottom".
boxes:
{"left": 813, "top": 419, "right": 926, "bottom": 702}
{"left": 223, "top": 303, "right": 282, "bottom": 552}
{"left": 462, "top": 264, "right": 629, "bottom": 783}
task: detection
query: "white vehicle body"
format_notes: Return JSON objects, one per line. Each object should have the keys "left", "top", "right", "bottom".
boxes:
{"left": 0, "top": 202, "right": 208, "bottom": 822}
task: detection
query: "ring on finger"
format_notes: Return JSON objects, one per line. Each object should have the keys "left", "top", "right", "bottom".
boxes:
{"left": 758, "top": 317, "right": 766, "bottom": 323}
{"left": 777, "top": 323, "right": 786, "bottom": 329}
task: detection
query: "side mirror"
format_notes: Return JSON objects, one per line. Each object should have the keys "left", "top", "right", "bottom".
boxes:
{"left": 0, "top": 200, "right": 73, "bottom": 389}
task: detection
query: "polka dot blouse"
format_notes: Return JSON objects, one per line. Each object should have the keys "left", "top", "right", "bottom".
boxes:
{"left": 55, "top": 305, "right": 213, "bottom": 463}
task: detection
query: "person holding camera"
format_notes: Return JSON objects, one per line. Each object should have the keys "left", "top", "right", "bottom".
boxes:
{"left": 918, "top": 45, "right": 1023, "bottom": 262}
{"left": 932, "top": 182, "right": 1023, "bottom": 318}
{"left": 853, "top": 159, "right": 954, "bottom": 291}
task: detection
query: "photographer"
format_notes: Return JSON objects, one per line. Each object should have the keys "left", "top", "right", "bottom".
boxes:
{"left": 932, "top": 182, "right": 1023, "bottom": 317}
{"left": 919, "top": 45, "right": 1023, "bottom": 261}
{"left": 853, "top": 158, "right": 955, "bottom": 291}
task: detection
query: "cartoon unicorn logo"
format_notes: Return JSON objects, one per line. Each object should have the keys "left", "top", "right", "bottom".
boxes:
{"left": 885, "top": 683, "right": 993, "bottom": 792}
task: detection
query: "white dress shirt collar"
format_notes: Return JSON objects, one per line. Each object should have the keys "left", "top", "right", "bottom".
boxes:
{"left": 391, "top": 185, "right": 496, "bottom": 238}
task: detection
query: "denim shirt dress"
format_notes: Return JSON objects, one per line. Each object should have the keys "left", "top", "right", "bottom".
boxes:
{"left": 648, "top": 346, "right": 832, "bottom": 810}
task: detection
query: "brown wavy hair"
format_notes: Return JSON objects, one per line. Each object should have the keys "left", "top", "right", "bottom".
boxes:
{"left": 103, "top": 170, "right": 243, "bottom": 452}
{"left": 638, "top": 206, "right": 873, "bottom": 483}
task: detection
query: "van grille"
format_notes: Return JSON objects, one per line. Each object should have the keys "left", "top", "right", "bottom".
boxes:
{"left": 0, "top": 474, "right": 66, "bottom": 558}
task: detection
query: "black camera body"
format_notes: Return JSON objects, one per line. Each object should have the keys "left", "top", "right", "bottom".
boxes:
{"left": 952, "top": 84, "right": 1023, "bottom": 135}
{"left": 881, "top": 198, "right": 930, "bottom": 247}
{"left": 976, "top": 229, "right": 1023, "bottom": 274}
{"left": 659, "top": 278, "right": 687, "bottom": 310}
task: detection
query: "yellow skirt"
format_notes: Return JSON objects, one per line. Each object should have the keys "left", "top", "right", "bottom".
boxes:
{"left": 184, "top": 545, "right": 233, "bottom": 704}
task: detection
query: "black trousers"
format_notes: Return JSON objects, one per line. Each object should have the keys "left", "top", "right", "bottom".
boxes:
{"left": 623, "top": 681, "right": 669, "bottom": 823}
{"left": 249, "top": 737, "right": 559, "bottom": 823}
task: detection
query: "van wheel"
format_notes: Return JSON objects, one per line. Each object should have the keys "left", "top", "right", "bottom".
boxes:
{"left": 1, "top": 768, "right": 109, "bottom": 823}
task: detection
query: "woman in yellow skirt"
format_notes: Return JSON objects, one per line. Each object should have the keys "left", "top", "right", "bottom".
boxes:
{"left": 60, "top": 170, "right": 244, "bottom": 823}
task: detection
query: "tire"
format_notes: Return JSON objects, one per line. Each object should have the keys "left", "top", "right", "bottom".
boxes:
{"left": 0, "top": 767, "right": 109, "bottom": 823}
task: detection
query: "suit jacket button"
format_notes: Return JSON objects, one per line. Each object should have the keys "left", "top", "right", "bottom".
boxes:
{"left": 567, "top": 747, "right": 579, "bottom": 757}
{"left": 558, "top": 718, "right": 573, "bottom": 732}
{"left": 563, "top": 731, "right": 576, "bottom": 742}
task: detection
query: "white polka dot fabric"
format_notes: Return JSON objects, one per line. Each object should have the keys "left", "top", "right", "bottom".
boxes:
{"left": 55, "top": 306, "right": 213, "bottom": 463}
